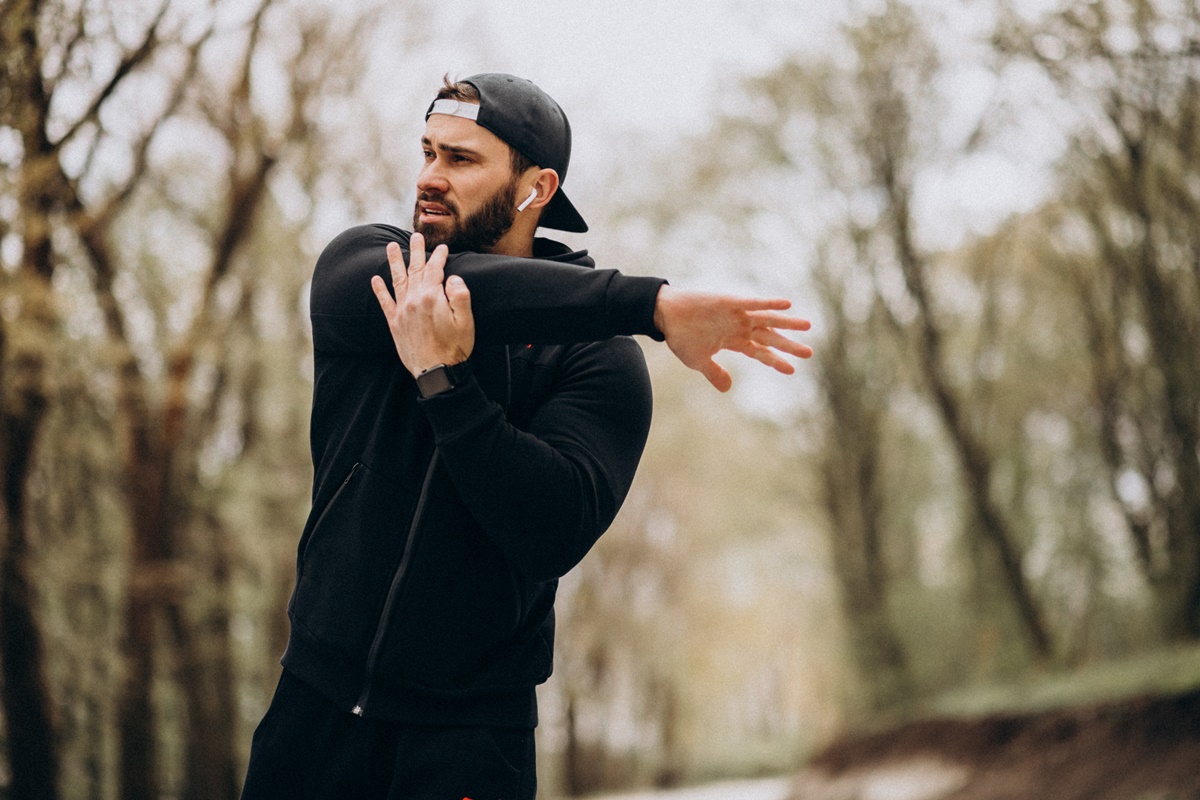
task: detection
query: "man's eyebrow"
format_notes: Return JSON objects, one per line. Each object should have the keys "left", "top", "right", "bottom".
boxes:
{"left": 421, "top": 136, "right": 485, "bottom": 159}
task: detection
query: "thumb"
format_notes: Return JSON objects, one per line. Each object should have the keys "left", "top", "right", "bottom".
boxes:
{"left": 701, "top": 360, "right": 733, "bottom": 393}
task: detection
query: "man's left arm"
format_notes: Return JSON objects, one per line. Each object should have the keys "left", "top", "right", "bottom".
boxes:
{"left": 421, "top": 340, "right": 651, "bottom": 582}
{"left": 370, "top": 235, "right": 650, "bottom": 581}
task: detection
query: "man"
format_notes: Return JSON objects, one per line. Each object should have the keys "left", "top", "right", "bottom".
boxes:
{"left": 241, "top": 73, "right": 811, "bottom": 799}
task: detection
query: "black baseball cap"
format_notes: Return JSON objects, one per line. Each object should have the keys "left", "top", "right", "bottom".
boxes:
{"left": 425, "top": 73, "right": 587, "bottom": 233}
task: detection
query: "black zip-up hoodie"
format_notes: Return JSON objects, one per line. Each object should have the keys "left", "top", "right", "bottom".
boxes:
{"left": 282, "top": 224, "right": 666, "bottom": 727}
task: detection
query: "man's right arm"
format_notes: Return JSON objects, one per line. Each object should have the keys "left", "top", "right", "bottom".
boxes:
{"left": 310, "top": 224, "right": 665, "bottom": 354}
{"left": 311, "top": 223, "right": 813, "bottom": 389}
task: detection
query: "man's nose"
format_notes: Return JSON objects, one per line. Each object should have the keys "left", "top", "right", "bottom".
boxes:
{"left": 417, "top": 160, "right": 449, "bottom": 194}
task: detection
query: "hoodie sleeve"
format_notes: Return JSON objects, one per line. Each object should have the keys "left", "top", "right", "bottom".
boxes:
{"left": 309, "top": 224, "right": 666, "bottom": 354}
{"left": 419, "top": 336, "right": 653, "bottom": 583}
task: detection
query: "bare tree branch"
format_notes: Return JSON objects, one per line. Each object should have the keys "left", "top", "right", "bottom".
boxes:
{"left": 82, "top": 21, "right": 216, "bottom": 232}
{"left": 41, "top": 0, "right": 89, "bottom": 97}
{"left": 50, "top": 0, "right": 171, "bottom": 153}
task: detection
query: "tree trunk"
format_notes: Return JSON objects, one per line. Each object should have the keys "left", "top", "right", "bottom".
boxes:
{"left": 0, "top": 1, "right": 66, "bottom": 793}
{"left": 841, "top": 2, "right": 1054, "bottom": 662}
{"left": 1078, "top": 116, "right": 1200, "bottom": 643}
{"left": 1009, "top": 0, "right": 1200, "bottom": 645}
{"left": 885, "top": 181, "right": 1053, "bottom": 662}
{"left": 170, "top": 520, "right": 240, "bottom": 800}
{"left": 114, "top": 378, "right": 172, "bottom": 800}
{"left": 0, "top": 285, "right": 60, "bottom": 800}
{"left": 817, "top": 281, "right": 913, "bottom": 710}
{"left": 116, "top": 592, "right": 158, "bottom": 800}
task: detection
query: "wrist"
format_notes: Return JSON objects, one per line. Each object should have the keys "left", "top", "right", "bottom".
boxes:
{"left": 653, "top": 284, "right": 676, "bottom": 338}
{"left": 415, "top": 361, "right": 472, "bottom": 399}
{"left": 406, "top": 346, "right": 472, "bottom": 380}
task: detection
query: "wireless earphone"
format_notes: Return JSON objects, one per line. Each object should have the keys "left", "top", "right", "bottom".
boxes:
{"left": 516, "top": 187, "right": 538, "bottom": 212}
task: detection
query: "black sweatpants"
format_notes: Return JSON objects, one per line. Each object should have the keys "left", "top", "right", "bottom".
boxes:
{"left": 240, "top": 670, "right": 537, "bottom": 800}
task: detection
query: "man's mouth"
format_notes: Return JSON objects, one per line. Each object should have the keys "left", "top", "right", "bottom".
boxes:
{"left": 417, "top": 198, "right": 455, "bottom": 224}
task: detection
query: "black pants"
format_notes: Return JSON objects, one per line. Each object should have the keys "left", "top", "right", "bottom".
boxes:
{"left": 240, "top": 670, "right": 537, "bottom": 800}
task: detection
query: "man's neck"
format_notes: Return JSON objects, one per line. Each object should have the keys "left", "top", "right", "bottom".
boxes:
{"left": 485, "top": 229, "right": 535, "bottom": 258}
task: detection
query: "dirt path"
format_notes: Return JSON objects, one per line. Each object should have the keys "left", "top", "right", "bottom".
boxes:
{"left": 583, "top": 688, "right": 1200, "bottom": 800}
{"left": 590, "top": 776, "right": 793, "bottom": 800}
{"left": 791, "top": 688, "right": 1200, "bottom": 800}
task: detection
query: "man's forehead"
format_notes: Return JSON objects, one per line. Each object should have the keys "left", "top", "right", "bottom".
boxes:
{"left": 422, "top": 112, "right": 507, "bottom": 154}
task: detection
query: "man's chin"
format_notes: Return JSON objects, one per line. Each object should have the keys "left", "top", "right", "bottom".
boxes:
{"left": 412, "top": 221, "right": 455, "bottom": 249}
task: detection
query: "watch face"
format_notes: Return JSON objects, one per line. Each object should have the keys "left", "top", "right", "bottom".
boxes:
{"left": 417, "top": 366, "right": 454, "bottom": 398}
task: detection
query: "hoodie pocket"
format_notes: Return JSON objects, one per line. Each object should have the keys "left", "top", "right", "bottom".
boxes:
{"left": 292, "top": 462, "right": 417, "bottom": 659}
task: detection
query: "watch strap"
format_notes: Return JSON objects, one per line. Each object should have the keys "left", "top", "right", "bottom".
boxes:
{"left": 415, "top": 362, "right": 470, "bottom": 399}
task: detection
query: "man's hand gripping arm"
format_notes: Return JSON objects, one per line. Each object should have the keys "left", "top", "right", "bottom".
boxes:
{"left": 369, "top": 233, "right": 473, "bottom": 376}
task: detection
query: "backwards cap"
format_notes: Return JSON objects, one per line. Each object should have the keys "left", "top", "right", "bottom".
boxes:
{"left": 426, "top": 73, "right": 587, "bottom": 233}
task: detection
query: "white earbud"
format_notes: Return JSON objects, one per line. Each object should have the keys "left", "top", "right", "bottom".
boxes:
{"left": 517, "top": 187, "right": 538, "bottom": 212}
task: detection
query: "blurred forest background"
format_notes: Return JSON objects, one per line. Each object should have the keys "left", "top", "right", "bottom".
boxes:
{"left": 3, "top": 0, "right": 1200, "bottom": 798}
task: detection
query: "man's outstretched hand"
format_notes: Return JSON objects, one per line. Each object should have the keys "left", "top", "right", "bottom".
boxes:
{"left": 653, "top": 285, "right": 813, "bottom": 392}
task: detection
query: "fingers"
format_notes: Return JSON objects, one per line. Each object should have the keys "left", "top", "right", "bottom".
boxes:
{"left": 386, "top": 240, "right": 410, "bottom": 296}
{"left": 370, "top": 274, "right": 396, "bottom": 316}
{"left": 393, "top": 233, "right": 447, "bottom": 286}
{"left": 746, "top": 309, "right": 812, "bottom": 331}
{"left": 725, "top": 296, "right": 792, "bottom": 312}
{"left": 401, "top": 233, "right": 448, "bottom": 287}
{"left": 719, "top": 321, "right": 812, "bottom": 382}
{"left": 402, "top": 234, "right": 425, "bottom": 285}
{"left": 384, "top": 236, "right": 452, "bottom": 306}
{"left": 445, "top": 275, "right": 472, "bottom": 321}
{"left": 423, "top": 243, "right": 449, "bottom": 288}
{"left": 743, "top": 342, "right": 797, "bottom": 375}
{"left": 752, "top": 327, "right": 814, "bottom": 359}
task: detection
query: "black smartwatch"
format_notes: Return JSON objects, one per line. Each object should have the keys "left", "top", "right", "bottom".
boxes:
{"left": 415, "top": 362, "right": 470, "bottom": 399}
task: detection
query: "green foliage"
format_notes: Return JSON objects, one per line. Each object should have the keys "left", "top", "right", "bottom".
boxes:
{"left": 626, "top": 0, "right": 1200, "bottom": 759}
{"left": 7, "top": 0, "right": 1200, "bottom": 795}
{"left": 540, "top": 346, "right": 843, "bottom": 792}
{"left": 929, "top": 642, "right": 1200, "bottom": 717}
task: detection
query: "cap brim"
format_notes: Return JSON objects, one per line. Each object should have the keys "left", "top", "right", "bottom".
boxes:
{"left": 540, "top": 188, "right": 588, "bottom": 233}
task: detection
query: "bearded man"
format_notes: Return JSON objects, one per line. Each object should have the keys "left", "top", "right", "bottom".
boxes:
{"left": 240, "top": 73, "right": 811, "bottom": 799}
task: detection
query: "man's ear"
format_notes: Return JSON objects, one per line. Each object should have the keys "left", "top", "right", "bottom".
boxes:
{"left": 526, "top": 168, "right": 560, "bottom": 211}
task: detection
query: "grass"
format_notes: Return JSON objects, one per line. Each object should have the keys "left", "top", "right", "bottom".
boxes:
{"left": 926, "top": 642, "right": 1200, "bottom": 718}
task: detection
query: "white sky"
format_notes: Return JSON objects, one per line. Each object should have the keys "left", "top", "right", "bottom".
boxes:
{"left": 372, "top": 0, "right": 1063, "bottom": 250}
{"left": 348, "top": 0, "right": 1067, "bottom": 414}
{"left": 426, "top": 0, "right": 832, "bottom": 133}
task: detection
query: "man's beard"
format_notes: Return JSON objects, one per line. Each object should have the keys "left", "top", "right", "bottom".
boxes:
{"left": 413, "top": 176, "right": 520, "bottom": 253}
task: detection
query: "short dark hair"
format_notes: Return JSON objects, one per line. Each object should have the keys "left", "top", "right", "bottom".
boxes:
{"left": 436, "top": 75, "right": 537, "bottom": 176}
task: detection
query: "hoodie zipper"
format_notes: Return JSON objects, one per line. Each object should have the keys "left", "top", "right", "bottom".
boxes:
{"left": 351, "top": 450, "right": 440, "bottom": 716}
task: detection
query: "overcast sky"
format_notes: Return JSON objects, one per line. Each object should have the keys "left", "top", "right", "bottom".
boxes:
{"left": 367, "top": 0, "right": 1063, "bottom": 252}
{"left": 346, "top": 0, "right": 1066, "bottom": 411}
{"left": 420, "top": 0, "right": 831, "bottom": 134}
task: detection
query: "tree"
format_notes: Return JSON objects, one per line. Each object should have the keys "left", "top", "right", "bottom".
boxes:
{"left": 811, "top": 241, "right": 914, "bottom": 711}
{"left": 997, "top": 0, "right": 1200, "bottom": 639}
{"left": 828, "top": 1, "right": 1052, "bottom": 660}
{"left": 543, "top": 344, "right": 833, "bottom": 792}
{"left": 630, "top": 0, "right": 1056, "bottom": 691}
{"left": 1, "top": 1, "right": 380, "bottom": 795}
